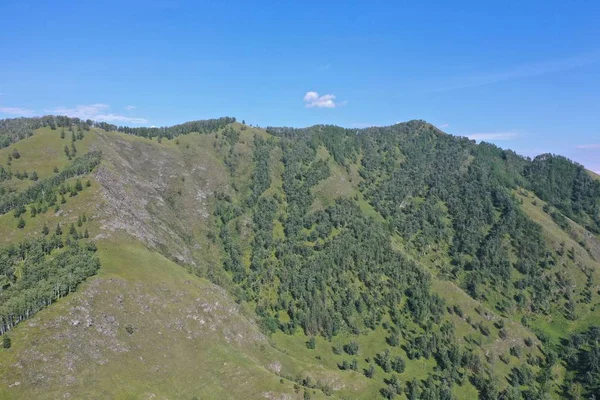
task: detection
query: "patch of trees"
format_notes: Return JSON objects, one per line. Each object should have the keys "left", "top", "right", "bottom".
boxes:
{"left": 98, "top": 117, "right": 236, "bottom": 139}
{"left": 267, "top": 124, "right": 360, "bottom": 166}
{"left": 525, "top": 154, "right": 600, "bottom": 233}
{"left": 249, "top": 135, "right": 275, "bottom": 204}
{"left": 561, "top": 327, "right": 600, "bottom": 398}
{"left": 213, "top": 130, "right": 447, "bottom": 341}
{"left": 0, "top": 115, "right": 93, "bottom": 149}
{"left": 280, "top": 138, "right": 329, "bottom": 237}
{"left": 0, "top": 166, "right": 11, "bottom": 182}
{"left": 0, "top": 236, "right": 100, "bottom": 335}
{"left": 0, "top": 151, "right": 101, "bottom": 215}
{"left": 213, "top": 192, "right": 245, "bottom": 285}
{"left": 0, "top": 118, "right": 36, "bottom": 148}
{"left": 356, "top": 125, "right": 549, "bottom": 308}
{"left": 250, "top": 196, "right": 444, "bottom": 338}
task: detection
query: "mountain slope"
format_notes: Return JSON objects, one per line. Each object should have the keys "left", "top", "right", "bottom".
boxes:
{"left": 0, "top": 117, "right": 598, "bottom": 399}
{"left": 0, "top": 124, "right": 368, "bottom": 399}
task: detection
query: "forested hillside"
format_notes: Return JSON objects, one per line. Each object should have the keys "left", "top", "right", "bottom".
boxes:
{"left": 0, "top": 116, "right": 599, "bottom": 399}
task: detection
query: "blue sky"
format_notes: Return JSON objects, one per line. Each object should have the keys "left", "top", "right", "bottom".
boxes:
{"left": 1, "top": 1, "right": 599, "bottom": 172}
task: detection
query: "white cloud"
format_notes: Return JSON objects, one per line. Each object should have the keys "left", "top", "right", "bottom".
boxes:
{"left": 303, "top": 91, "right": 345, "bottom": 108}
{"left": 48, "top": 104, "right": 147, "bottom": 124}
{"left": 576, "top": 143, "right": 600, "bottom": 150}
{"left": 467, "top": 132, "right": 518, "bottom": 141}
{"left": 124, "top": 105, "right": 136, "bottom": 110}
{"left": 438, "top": 123, "right": 449, "bottom": 129}
{"left": 0, "top": 106, "right": 35, "bottom": 116}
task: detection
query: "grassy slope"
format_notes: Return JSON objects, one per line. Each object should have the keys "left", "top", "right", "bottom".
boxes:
{"left": 310, "top": 146, "right": 360, "bottom": 212}
{"left": 0, "top": 127, "right": 94, "bottom": 192}
{"left": 0, "top": 233, "right": 354, "bottom": 399}
{"left": 516, "top": 189, "right": 600, "bottom": 341}
{"left": 0, "top": 127, "right": 99, "bottom": 244}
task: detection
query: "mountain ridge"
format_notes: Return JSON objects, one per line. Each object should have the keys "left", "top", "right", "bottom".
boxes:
{"left": 0, "top": 116, "right": 598, "bottom": 399}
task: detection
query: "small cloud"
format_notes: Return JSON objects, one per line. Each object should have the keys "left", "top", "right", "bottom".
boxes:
{"left": 48, "top": 103, "right": 147, "bottom": 124}
{"left": 438, "top": 123, "right": 449, "bottom": 129}
{"left": 467, "top": 132, "right": 518, "bottom": 141}
{"left": 124, "top": 105, "right": 136, "bottom": 110}
{"left": 303, "top": 91, "right": 345, "bottom": 108}
{"left": 318, "top": 64, "right": 331, "bottom": 71}
{"left": 576, "top": 143, "right": 600, "bottom": 150}
{"left": 0, "top": 106, "right": 35, "bottom": 116}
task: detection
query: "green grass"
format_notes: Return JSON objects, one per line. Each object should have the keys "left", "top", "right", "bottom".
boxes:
{"left": 0, "top": 126, "right": 94, "bottom": 185}
{"left": 0, "top": 233, "right": 351, "bottom": 399}
{"left": 0, "top": 177, "right": 100, "bottom": 245}
{"left": 310, "top": 146, "right": 361, "bottom": 212}
{"left": 272, "top": 324, "right": 437, "bottom": 399}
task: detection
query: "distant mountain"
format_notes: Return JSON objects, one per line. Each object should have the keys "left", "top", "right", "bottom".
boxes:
{"left": 0, "top": 116, "right": 598, "bottom": 399}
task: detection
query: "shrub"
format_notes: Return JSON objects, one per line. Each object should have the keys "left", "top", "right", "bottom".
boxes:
{"left": 343, "top": 341, "right": 359, "bottom": 355}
